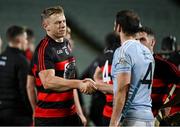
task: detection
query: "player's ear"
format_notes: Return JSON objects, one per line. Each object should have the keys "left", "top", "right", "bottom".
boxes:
{"left": 151, "top": 38, "right": 156, "bottom": 48}
{"left": 114, "top": 24, "right": 121, "bottom": 33}
{"left": 118, "top": 24, "right": 121, "bottom": 33}
{"left": 42, "top": 19, "right": 49, "bottom": 31}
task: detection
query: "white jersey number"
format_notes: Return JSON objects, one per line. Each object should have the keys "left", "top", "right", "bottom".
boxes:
{"left": 102, "top": 60, "right": 111, "bottom": 83}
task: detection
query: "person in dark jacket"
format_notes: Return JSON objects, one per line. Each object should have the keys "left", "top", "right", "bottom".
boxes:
{"left": 0, "top": 25, "right": 32, "bottom": 126}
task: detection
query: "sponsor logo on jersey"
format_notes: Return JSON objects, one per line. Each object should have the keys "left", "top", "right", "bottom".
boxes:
{"left": 57, "top": 49, "right": 63, "bottom": 54}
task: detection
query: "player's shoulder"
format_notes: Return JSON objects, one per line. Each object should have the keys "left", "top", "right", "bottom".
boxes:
{"left": 36, "top": 36, "right": 51, "bottom": 52}
{"left": 121, "top": 39, "right": 138, "bottom": 50}
{"left": 113, "top": 47, "right": 121, "bottom": 57}
{"left": 33, "top": 37, "right": 52, "bottom": 60}
{"left": 119, "top": 39, "right": 139, "bottom": 56}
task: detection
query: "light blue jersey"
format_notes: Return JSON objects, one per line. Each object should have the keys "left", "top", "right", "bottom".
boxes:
{"left": 111, "top": 39, "right": 155, "bottom": 121}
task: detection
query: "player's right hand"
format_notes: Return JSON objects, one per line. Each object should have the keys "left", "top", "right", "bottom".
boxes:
{"left": 79, "top": 78, "right": 97, "bottom": 94}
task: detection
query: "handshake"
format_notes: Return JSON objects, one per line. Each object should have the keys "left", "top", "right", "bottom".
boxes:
{"left": 79, "top": 78, "right": 98, "bottom": 94}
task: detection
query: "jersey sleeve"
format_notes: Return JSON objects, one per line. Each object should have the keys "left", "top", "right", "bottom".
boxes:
{"left": 38, "top": 45, "right": 55, "bottom": 71}
{"left": 113, "top": 47, "right": 133, "bottom": 74}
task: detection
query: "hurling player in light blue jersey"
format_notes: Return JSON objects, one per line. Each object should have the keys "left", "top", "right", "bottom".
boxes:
{"left": 110, "top": 10, "right": 155, "bottom": 127}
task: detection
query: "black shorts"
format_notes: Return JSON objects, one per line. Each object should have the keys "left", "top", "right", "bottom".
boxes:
{"left": 35, "top": 114, "right": 82, "bottom": 126}
{"left": 102, "top": 116, "right": 110, "bottom": 126}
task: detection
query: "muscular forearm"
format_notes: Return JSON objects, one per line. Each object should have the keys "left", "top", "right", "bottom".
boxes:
{"left": 42, "top": 75, "right": 81, "bottom": 90}
{"left": 96, "top": 82, "right": 113, "bottom": 94}
{"left": 39, "top": 70, "right": 82, "bottom": 91}
{"left": 39, "top": 67, "right": 96, "bottom": 97}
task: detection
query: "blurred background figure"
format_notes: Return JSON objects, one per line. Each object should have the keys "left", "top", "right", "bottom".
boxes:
{"left": 93, "top": 32, "right": 120, "bottom": 126}
{"left": 161, "top": 36, "right": 177, "bottom": 53}
{"left": 0, "top": 25, "right": 32, "bottom": 126}
{"left": 65, "top": 26, "right": 74, "bottom": 51}
{"left": 0, "top": 36, "right": 2, "bottom": 54}
{"left": 161, "top": 36, "right": 180, "bottom": 70}
{"left": 25, "top": 28, "right": 35, "bottom": 62}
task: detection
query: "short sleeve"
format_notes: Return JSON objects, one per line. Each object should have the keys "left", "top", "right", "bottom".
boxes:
{"left": 38, "top": 45, "right": 55, "bottom": 71}
{"left": 113, "top": 48, "right": 132, "bottom": 74}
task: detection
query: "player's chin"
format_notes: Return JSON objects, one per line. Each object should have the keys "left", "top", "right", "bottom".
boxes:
{"left": 57, "top": 33, "right": 66, "bottom": 38}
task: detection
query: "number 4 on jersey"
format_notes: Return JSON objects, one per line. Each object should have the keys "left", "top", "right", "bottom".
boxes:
{"left": 141, "top": 63, "right": 153, "bottom": 89}
{"left": 103, "top": 60, "right": 111, "bottom": 83}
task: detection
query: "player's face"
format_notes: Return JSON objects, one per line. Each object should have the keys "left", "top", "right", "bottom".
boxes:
{"left": 136, "top": 32, "right": 154, "bottom": 52}
{"left": 137, "top": 32, "right": 149, "bottom": 47}
{"left": 46, "top": 13, "right": 66, "bottom": 39}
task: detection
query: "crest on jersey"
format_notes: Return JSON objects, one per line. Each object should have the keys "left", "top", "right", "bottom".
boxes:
{"left": 119, "top": 57, "right": 126, "bottom": 65}
{"left": 64, "top": 61, "right": 76, "bottom": 79}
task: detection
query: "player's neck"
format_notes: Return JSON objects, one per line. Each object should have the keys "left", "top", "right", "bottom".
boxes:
{"left": 54, "top": 38, "right": 63, "bottom": 43}
{"left": 120, "top": 33, "right": 135, "bottom": 45}
{"left": 9, "top": 42, "right": 22, "bottom": 50}
{"left": 47, "top": 33, "right": 64, "bottom": 43}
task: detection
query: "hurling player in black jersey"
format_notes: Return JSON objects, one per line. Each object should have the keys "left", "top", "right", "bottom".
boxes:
{"left": 93, "top": 32, "right": 120, "bottom": 126}
{"left": 27, "top": 6, "right": 96, "bottom": 126}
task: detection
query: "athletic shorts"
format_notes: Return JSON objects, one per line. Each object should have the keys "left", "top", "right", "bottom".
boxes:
{"left": 35, "top": 114, "right": 82, "bottom": 126}
{"left": 122, "top": 118, "right": 154, "bottom": 127}
{"left": 102, "top": 116, "right": 110, "bottom": 126}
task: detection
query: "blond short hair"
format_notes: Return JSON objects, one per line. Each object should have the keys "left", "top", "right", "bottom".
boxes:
{"left": 41, "top": 6, "right": 64, "bottom": 20}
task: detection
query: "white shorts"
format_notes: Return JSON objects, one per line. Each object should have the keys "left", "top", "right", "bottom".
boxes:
{"left": 122, "top": 119, "right": 154, "bottom": 127}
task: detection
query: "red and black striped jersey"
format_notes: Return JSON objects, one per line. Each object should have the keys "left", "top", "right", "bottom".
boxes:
{"left": 152, "top": 55, "right": 180, "bottom": 116}
{"left": 30, "top": 35, "right": 76, "bottom": 118}
{"left": 98, "top": 49, "right": 114, "bottom": 118}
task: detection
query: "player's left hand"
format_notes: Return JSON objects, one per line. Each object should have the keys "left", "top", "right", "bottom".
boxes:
{"left": 79, "top": 114, "right": 87, "bottom": 127}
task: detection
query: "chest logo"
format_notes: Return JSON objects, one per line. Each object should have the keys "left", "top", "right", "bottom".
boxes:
{"left": 57, "top": 50, "right": 63, "bottom": 54}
